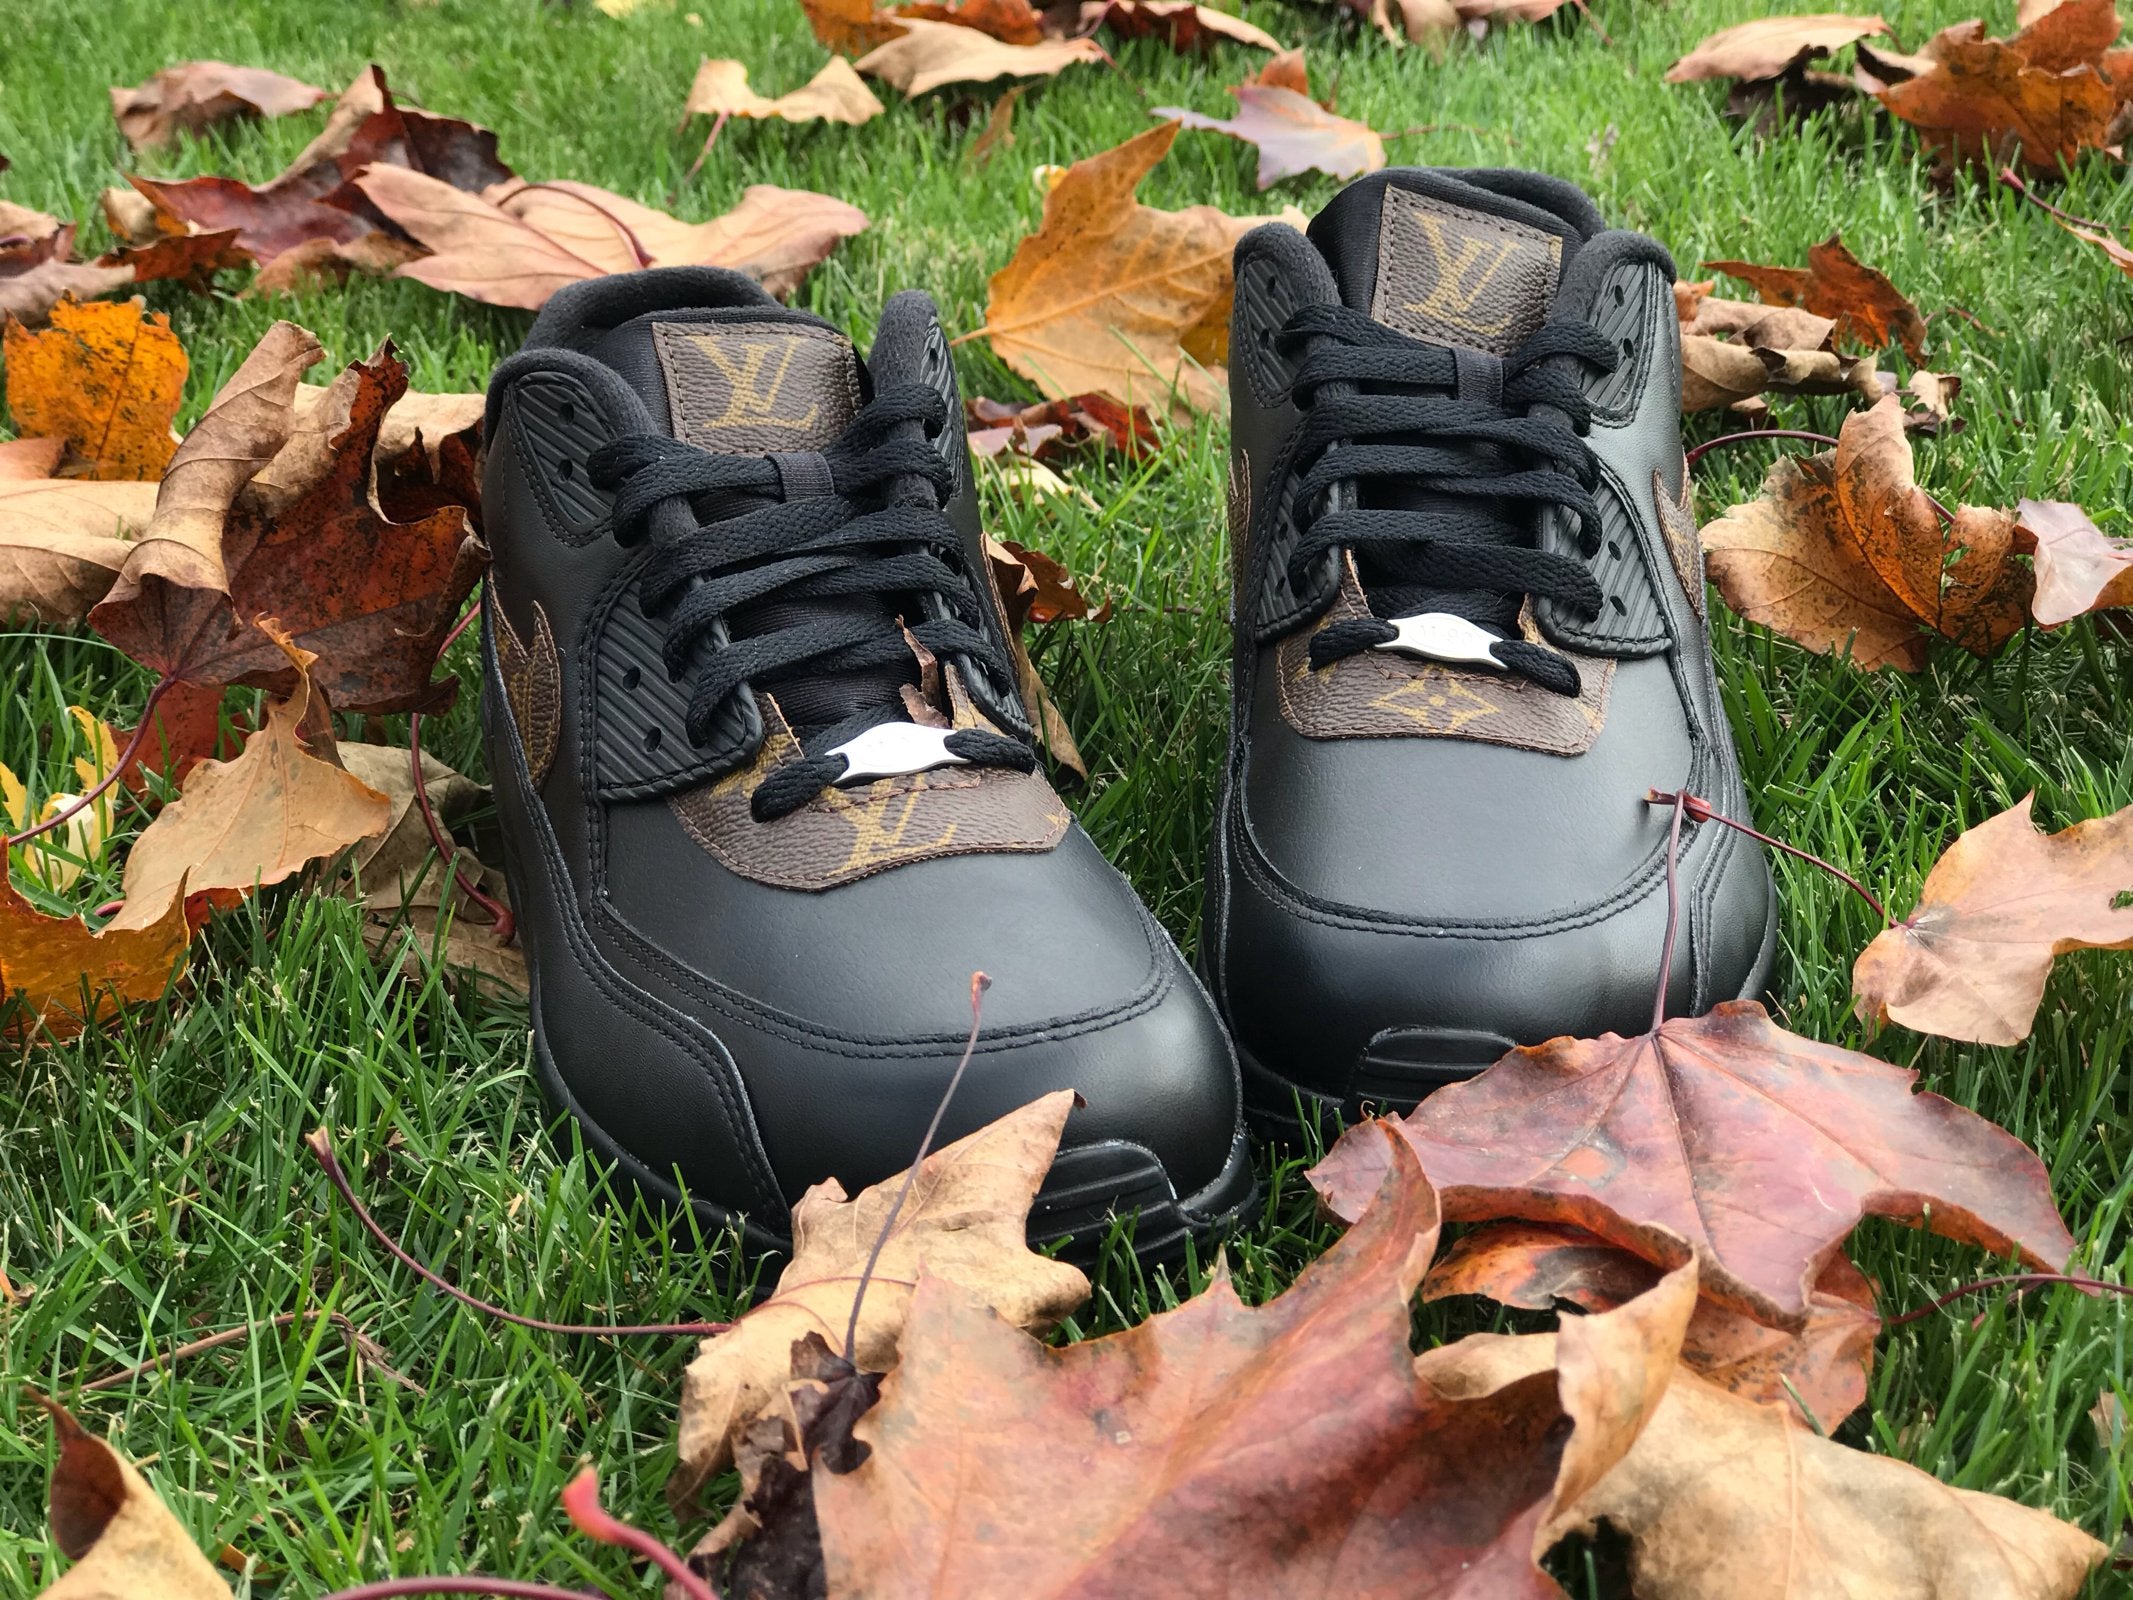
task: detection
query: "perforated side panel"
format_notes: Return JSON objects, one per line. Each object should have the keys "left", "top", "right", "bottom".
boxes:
{"left": 1235, "top": 252, "right": 1305, "bottom": 407}
{"left": 1584, "top": 261, "right": 1663, "bottom": 424}
{"left": 512, "top": 375, "right": 616, "bottom": 543}
{"left": 1536, "top": 464, "right": 1670, "bottom": 655}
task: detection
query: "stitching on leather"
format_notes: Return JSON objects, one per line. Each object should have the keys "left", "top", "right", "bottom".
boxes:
{"left": 488, "top": 626, "right": 789, "bottom": 1219}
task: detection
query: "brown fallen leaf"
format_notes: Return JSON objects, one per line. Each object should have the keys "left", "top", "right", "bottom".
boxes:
{"left": 812, "top": 1124, "right": 1696, "bottom": 1598}
{"left": 1307, "top": 999, "right": 2075, "bottom": 1329}
{"left": 671, "top": 1090, "right": 1090, "bottom": 1502}
{"left": 685, "top": 55, "right": 885, "bottom": 127}
{"left": 1854, "top": 794, "right": 2133, "bottom": 1046}
{"left": 1082, "top": 0, "right": 1287, "bottom": 52}
{"left": 353, "top": 169, "right": 867, "bottom": 309}
{"left": 979, "top": 122, "right": 1302, "bottom": 411}
{"left": 1667, "top": 13, "right": 1894, "bottom": 83}
{"left": 0, "top": 462, "right": 155, "bottom": 623}
{"left": 108, "top": 626, "right": 392, "bottom": 932}
{"left": 987, "top": 534, "right": 1099, "bottom": 626}
{"left": 2, "top": 297, "right": 187, "bottom": 481}
{"left": 110, "top": 61, "right": 327, "bottom": 151}
{"left": 1677, "top": 328, "right": 1885, "bottom": 415}
{"left": 1254, "top": 45, "right": 1313, "bottom": 94}
{"left": 1425, "top": 1220, "right": 1880, "bottom": 1429}
{"left": 1700, "top": 395, "right": 2032, "bottom": 670}
{"left": 0, "top": 213, "right": 136, "bottom": 327}
{"left": 2056, "top": 214, "right": 2133, "bottom": 277}
{"left": 32, "top": 1394, "right": 233, "bottom": 1600}
{"left": 0, "top": 880, "right": 190, "bottom": 1039}
{"left": 1904, "top": 367, "right": 1963, "bottom": 433}
{"left": 967, "top": 390, "right": 1159, "bottom": 461}
{"left": 804, "top": 0, "right": 908, "bottom": 53}
{"left": 1155, "top": 84, "right": 1386, "bottom": 188}
{"left": 857, "top": 17, "right": 1108, "bottom": 95}
{"left": 1706, "top": 235, "right": 1927, "bottom": 362}
{"left": 293, "top": 378, "right": 485, "bottom": 528}
{"left": 95, "top": 228, "right": 250, "bottom": 291}
{"left": 2016, "top": 498, "right": 2133, "bottom": 625}
{"left": 1423, "top": 1331, "right": 2105, "bottom": 1600}
{"left": 892, "top": 0, "right": 1049, "bottom": 42}
{"left": 1880, "top": 0, "right": 2131, "bottom": 176}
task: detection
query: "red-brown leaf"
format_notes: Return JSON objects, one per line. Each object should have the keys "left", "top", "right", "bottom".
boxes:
{"left": 109, "top": 61, "right": 328, "bottom": 151}
{"left": 1705, "top": 235, "right": 1928, "bottom": 362}
{"left": 1308, "top": 1000, "right": 2076, "bottom": 1328}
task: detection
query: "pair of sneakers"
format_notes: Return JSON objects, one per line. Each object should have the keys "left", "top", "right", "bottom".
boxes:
{"left": 477, "top": 167, "right": 1776, "bottom": 1261}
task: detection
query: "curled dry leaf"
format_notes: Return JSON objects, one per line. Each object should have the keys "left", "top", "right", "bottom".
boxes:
{"left": 2054, "top": 214, "right": 2133, "bottom": 278}
{"left": 1425, "top": 1220, "right": 1880, "bottom": 1429}
{"left": 0, "top": 880, "right": 190, "bottom": 1040}
{"left": 109, "top": 626, "right": 392, "bottom": 932}
{"left": 354, "top": 169, "right": 868, "bottom": 309}
{"left": 0, "top": 445, "right": 155, "bottom": 622}
{"left": 685, "top": 55, "right": 885, "bottom": 127}
{"left": 980, "top": 121, "right": 1302, "bottom": 412}
{"left": 1700, "top": 395, "right": 2031, "bottom": 670}
{"left": 1307, "top": 1000, "right": 2075, "bottom": 1329}
{"left": 1083, "top": 1, "right": 1287, "bottom": 52}
{"left": 2, "top": 297, "right": 187, "bottom": 482}
{"left": 1254, "top": 46, "right": 1313, "bottom": 94}
{"left": 671, "top": 1090, "right": 1090, "bottom": 1502}
{"left": 32, "top": 1395, "right": 233, "bottom": 1600}
{"left": 966, "top": 390, "right": 1159, "bottom": 460}
{"left": 293, "top": 378, "right": 485, "bottom": 527}
{"left": 2016, "top": 498, "right": 2133, "bottom": 625}
{"left": 1155, "top": 84, "right": 1387, "bottom": 188}
{"left": 109, "top": 61, "right": 327, "bottom": 151}
{"left": 857, "top": 17, "right": 1108, "bottom": 95}
{"left": 1879, "top": 0, "right": 2133, "bottom": 176}
{"left": 1706, "top": 234, "right": 1927, "bottom": 362}
{"left": 812, "top": 1125, "right": 1698, "bottom": 1599}
{"left": 1422, "top": 1331, "right": 2105, "bottom": 1600}
{"left": 0, "top": 216, "right": 135, "bottom": 327}
{"left": 95, "top": 228, "right": 250, "bottom": 290}
{"left": 1853, "top": 793, "right": 2133, "bottom": 1046}
{"left": 1666, "top": 13, "right": 1893, "bottom": 84}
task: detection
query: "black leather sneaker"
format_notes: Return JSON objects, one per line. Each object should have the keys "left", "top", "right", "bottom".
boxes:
{"left": 479, "top": 268, "right": 1250, "bottom": 1259}
{"left": 1208, "top": 169, "right": 1776, "bottom": 1133}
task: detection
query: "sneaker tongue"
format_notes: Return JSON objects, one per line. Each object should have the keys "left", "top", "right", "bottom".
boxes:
{"left": 1306, "top": 172, "right": 1578, "bottom": 355}
{"left": 596, "top": 310, "right": 915, "bottom": 743}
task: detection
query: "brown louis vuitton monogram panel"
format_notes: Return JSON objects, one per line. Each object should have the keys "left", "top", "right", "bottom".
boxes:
{"left": 1276, "top": 558, "right": 1612, "bottom": 755}
{"left": 493, "top": 596, "right": 561, "bottom": 787}
{"left": 1654, "top": 466, "right": 1705, "bottom": 618}
{"left": 652, "top": 321, "right": 860, "bottom": 454}
{"left": 1372, "top": 189, "right": 1563, "bottom": 356}
{"left": 670, "top": 671, "right": 1070, "bottom": 892}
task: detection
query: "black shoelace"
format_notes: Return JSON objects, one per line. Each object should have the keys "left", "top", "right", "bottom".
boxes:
{"left": 1278, "top": 303, "right": 1620, "bottom": 696}
{"left": 589, "top": 383, "right": 1031, "bottom": 822}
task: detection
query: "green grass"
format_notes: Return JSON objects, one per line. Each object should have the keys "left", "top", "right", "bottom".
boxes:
{"left": 5, "top": 0, "right": 2133, "bottom": 1592}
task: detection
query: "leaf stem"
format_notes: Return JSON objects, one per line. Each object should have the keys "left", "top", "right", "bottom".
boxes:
{"left": 1883, "top": 1271, "right": 2124, "bottom": 1329}
{"left": 1997, "top": 165, "right": 2111, "bottom": 232}
{"left": 562, "top": 1471, "right": 720, "bottom": 1600}
{"left": 315, "top": 1581, "right": 611, "bottom": 1600}
{"left": 1652, "top": 789, "right": 1686, "bottom": 1032}
{"left": 1683, "top": 429, "right": 1839, "bottom": 471}
{"left": 81, "top": 1308, "right": 420, "bottom": 1395}
{"left": 4, "top": 676, "right": 170, "bottom": 851}
{"left": 1646, "top": 790, "right": 1891, "bottom": 925}
{"left": 845, "top": 971, "right": 990, "bottom": 1363}
{"left": 305, "top": 1129, "right": 731, "bottom": 1339}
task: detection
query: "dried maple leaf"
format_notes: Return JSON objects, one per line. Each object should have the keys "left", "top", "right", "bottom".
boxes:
{"left": 1155, "top": 84, "right": 1386, "bottom": 188}
{"left": 353, "top": 170, "right": 867, "bottom": 309}
{"left": 2016, "top": 498, "right": 2133, "bottom": 625}
{"left": 109, "top": 61, "right": 327, "bottom": 151}
{"left": 95, "top": 228, "right": 250, "bottom": 290}
{"left": 0, "top": 217, "right": 135, "bottom": 327}
{"left": 1083, "top": 0, "right": 1287, "bottom": 52}
{"left": 1666, "top": 14, "right": 1894, "bottom": 83}
{"left": 1425, "top": 1220, "right": 1880, "bottom": 1429}
{"left": 2055, "top": 214, "right": 2133, "bottom": 277}
{"left": 803, "top": 0, "right": 907, "bottom": 53}
{"left": 1880, "top": 0, "right": 2130, "bottom": 175}
{"left": 1706, "top": 235, "right": 1927, "bottom": 362}
{"left": 671, "top": 1090, "right": 1090, "bottom": 1502}
{"left": 685, "top": 55, "right": 885, "bottom": 127}
{"left": 1308, "top": 1000, "right": 2075, "bottom": 1328}
{"left": 108, "top": 626, "right": 391, "bottom": 932}
{"left": 0, "top": 880, "right": 190, "bottom": 1039}
{"left": 857, "top": 17, "right": 1108, "bottom": 95}
{"left": 1423, "top": 1330, "right": 2104, "bottom": 1599}
{"left": 967, "top": 391, "right": 1159, "bottom": 460}
{"left": 292, "top": 378, "right": 485, "bottom": 528}
{"left": 0, "top": 453, "right": 154, "bottom": 622}
{"left": 979, "top": 122, "right": 1300, "bottom": 411}
{"left": 1254, "top": 45, "right": 1313, "bottom": 93}
{"left": 1854, "top": 794, "right": 2133, "bottom": 1046}
{"left": 32, "top": 1395, "right": 233, "bottom": 1600}
{"left": 2, "top": 298, "right": 187, "bottom": 481}
{"left": 892, "top": 0, "right": 1049, "bottom": 42}
{"left": 812, "top": 1125, "right": 1697, "bottom": 1598}
{"left": 92, "top": 327, "right": 485, "bottom": 714}
{"left": 1700, "top": 394, "right": 2032, "bottom": 670}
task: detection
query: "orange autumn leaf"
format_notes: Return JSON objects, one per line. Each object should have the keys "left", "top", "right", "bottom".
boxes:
{"left": 1854, "top": 794, "right": 2133, "bottom": 1046}
{"left": 802, "top": 0, "right": 907, "bottom": 54}
{"left": 1700, "top": 395, "right": 2032, "bottom": 670}
{"left": 1705, "top": 235, "right": 1928, "bottom": 362}
{"left": 0, "top": 879, "right": 190, "bottom": 1039}
{"left": 1307, "top": 1001, "right": 2075, "bottom": 1329}
{"left": 2, "top": 297, "right": 187, "bottom": 481}
{"left": 107, "top": 628, "right": 391, "bottom": 932}
{"left": 891, "top": 0, "right": 1048, "bottom": 44}
{"left": 1666, "top": 13, "right": 1893, "bottom": 83}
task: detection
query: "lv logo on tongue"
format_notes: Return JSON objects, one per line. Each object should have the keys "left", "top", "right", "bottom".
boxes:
{"left": 684, "top": 334, "right": 819, "bottom": 433}
{"left": 652, "top": 322, "right": 861, "bottom": 453}
{"left": 1405, "top": 213, "right": 1524, "bottom": 341}
{"left": 1372, "top": 188, "right": 1563, "bottom": 355}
